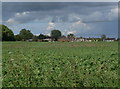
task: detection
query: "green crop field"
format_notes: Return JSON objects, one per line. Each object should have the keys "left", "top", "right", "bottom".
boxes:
{"left": 2, "top": 42, "right": 118, "bottom": 87}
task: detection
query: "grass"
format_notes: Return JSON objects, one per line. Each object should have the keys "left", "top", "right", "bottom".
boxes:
{"left": 2, "top": 42, "right": 118, "bottom": 87}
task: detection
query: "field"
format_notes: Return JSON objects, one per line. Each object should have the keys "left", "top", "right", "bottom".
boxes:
{"left": 2, "top": 42, "right": 118, "bottom": 87}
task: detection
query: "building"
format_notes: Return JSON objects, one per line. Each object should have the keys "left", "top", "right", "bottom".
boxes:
{"left": 105, "top": 38, "right": 116, "bottom": 42}
{"left": 42, "top": 38, "right": 52, "bottom": 42}
{"left": 58, "top": 36, "right": 70, "bottom": 42}
{"left": 26, "top": 39, "right": 33, "bottom": 42}
{"left": 75, "top": 38, "right": 85, "bottom": 42}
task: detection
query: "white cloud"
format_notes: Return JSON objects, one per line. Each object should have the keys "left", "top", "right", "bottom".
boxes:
{"left": 69, "top": 14, "right": 81, "bottom": 22}
{"left": 108, "top": 7, "right": 118, "bottom": 20}
{"left": 34, "top": 34, "right": 40, "bottom": 36}
{"left": 22, "top": 11, "right": 30, "bottom": 15}
{"left": 6, "top": 18, "right": 17, "bottom": 24}
{"left": 61, "top": 29, "right": 77, "bottom": 36}
{"left": 84, "top": 11, "right": 103, "bottom": 21}
{"left": 48, "top": 22, "right": 55, "bottom": 27}
{"left": 65, "top": 14, "right": 91, "bottom": 35}
{"left": 6, "top": 18, "right": 14, "bottom": 23}
{"left": 72, "top": 21, "right": 86, "bottom": 27}
{"left": 6, "top": 11, "right": 31, "bottom": 24}
{"left": 47, "top": 21, "right": 55, "bottom": 30}
{"left": 71, "top": 20, "right": 90, "bottom": 30}
{"left": 67, "top": 30, "right": 76, "bottom": 34}
{"left": 46, "top": 33, "right": 51, "bottom": 36}
{"left": 15, "top": 13, "right": 21, "bottom": 17}
{"left": 15, "top": 11, "right": 30, "bottom": 17}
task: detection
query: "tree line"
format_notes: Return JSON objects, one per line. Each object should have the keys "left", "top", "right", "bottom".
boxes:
{"left": 1, "top": 24, "right": 63, "bottom": 41}
{"left": 1, "top": 24, "right": 114, "bottom": 42}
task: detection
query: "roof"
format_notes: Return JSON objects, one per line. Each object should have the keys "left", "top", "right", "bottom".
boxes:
{"left": 105, "top": 38, "right": 116, "bottom": 40}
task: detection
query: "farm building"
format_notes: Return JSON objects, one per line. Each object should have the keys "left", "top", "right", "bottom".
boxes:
{"left": 75, "top": 38, "right": 99, "bottom": 42}
{"left": 26, "top": 39, "right": 33, "bottom": 42}
{"left": 42, "top": 38, "right": 52, "bottom": 42}
{"left": 58, "top": 36, "right": 75, "bottom": 42}
{"left": 75, "top": 38, "right": 85, "bottom": 42}
{"left": 105, "top": 38, "right": 116, "bottom": 42}
{"left": 26, "top": 37, "right": 117, "bottom": 42}
{"left": 58, "top": 38, "right": 70, "bottom": 42}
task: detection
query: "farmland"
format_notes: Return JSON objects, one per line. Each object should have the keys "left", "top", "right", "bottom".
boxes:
{"left": 2, "top": 42, "right": 118, "bottom": 87}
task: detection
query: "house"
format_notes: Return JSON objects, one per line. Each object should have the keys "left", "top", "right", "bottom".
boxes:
{"left": 84, "top": 38, "right": 92, "bottom": 42}
{"left": 38, "top": 39, "right": 42, "bottom": 42}
{"left": 93, "top": 38, "right": 100, "bottom": 42}
{"left": 26, "top": 39, "right": 33, "bottom": 42}
{"left": 58, "top": 36, "right": 70, "bottom": 42}
{"left": 42, "top": 38, "right": 52, "bottom": 42}
{"left": 75, "top": 38, "right": 100, "bottom": 42}
{"left": 75, "top": 38, "right": 85, "bottom": 42}
{"left": 58, "top": 38, "right": 70, "bottom": 42}
{"left": 105, "top": 38, "right": 116, "bottom": 42}
{"left": 116, "top": 38, "right": 120, "bottom": 41}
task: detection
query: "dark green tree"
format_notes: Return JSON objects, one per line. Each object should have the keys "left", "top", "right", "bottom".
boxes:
{"left": 101, "top": 34, "right": 106, "bottom": 41}
{"left": 45, "top": 35, "right": 51, "bottom": 39}
{"left": 15, "top": 34, "right": 22, "bottom": 41}
{"left": 80, "top": 36, "right": 83, "bottom": 39}
{"left": 61, "top": 35, "right": 66, "bottom": 38}
{"left": 19, "top": 29, "right": 33, "bottom": 41}
{"left": 32, "top": 35, "right": 38, "bottom": 42}
{"left": 67, "top": 33, "right": 75, "bottom": 39}
{"left": 92, "top": 38, "right": 95, "bottom": 42}
{"left": 38, "top": 34, "right": 46, "bottom": 39}
{"left": 1, "top": 24, "right": 15, "bottom": 41}
{"left": 51, "top": 30, "right": 61, "bottom": 41}
{"left": 98, "top": 38, "right": 101, "bottom": 41}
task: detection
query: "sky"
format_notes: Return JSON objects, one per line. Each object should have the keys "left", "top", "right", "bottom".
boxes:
{"left": 2, "top": 2, "right": 118, "bottom": 38}
{"left": 1, "top": 0, "right": 119, "bottom": 2}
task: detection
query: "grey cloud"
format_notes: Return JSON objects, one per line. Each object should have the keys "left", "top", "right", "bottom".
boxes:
{"left": 2, "top": 2, "right": 118, "bottom": 38}
{"left": 2, "top": 2, "right": 117, "bottom": 20}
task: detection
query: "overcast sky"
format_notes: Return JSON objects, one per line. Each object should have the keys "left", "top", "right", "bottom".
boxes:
{"left": 2, "top": 2, "right": 118, "bottom": 38}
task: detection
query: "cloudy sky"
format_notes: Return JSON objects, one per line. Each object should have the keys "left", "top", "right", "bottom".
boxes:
{"left": 2, "top": 2, "right": 118, "bottom": 38}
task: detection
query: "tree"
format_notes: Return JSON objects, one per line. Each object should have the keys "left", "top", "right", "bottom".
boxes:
{"left": 92, "top": 38, "right": 95, "bottom": 42}
{"left": 32, "top": 35, "right": 38, "bottom": 42}
{"left": 98, "top": 38, "right": 101, "bottom": 41}
{"left": 15, "top": 34, "right": 22, "bottom": 41}
{"left": 67, "top": 33, "right": 75, "bottom": 39}
{"left": 38, "top": 34, "right": 46, "bottom": 39}
{"left": 61, "top": 35, "right": 66, "bottom": 38}
{"left": 19, "top": 29, "right": 33, "bottom": 41}
{"left": 45, "top": 35, "right": 51, "bottom": 39}
{"left": 51, "top": 30, "right": 61, "bottom": 41}
{"left": 101, "top": 34, "right": 106, "bottom": 41}
{"left": 80, "top": 36, "right": 83, "bottom": 39}
{"left": 1, "top": 24, "right": 15, "bottom": 41}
